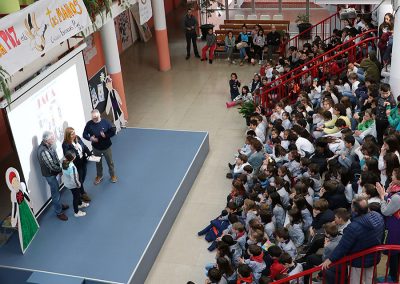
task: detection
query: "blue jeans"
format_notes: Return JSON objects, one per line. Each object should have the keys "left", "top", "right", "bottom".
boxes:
{"left": 44, "top": 175, "right": 62, "bottom": 215}
{"left": 239, "top": 47, "right": 247, "bottom": 59}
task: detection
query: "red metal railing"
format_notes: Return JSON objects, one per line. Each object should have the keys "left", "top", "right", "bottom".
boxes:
{"left": 256, "top": 35, "right": 378, "bottom": 113}
{"left": 271, "top": 245, "right": 400, "bottom": 284}
{"left": 260, "top": 29, "right": 377, "bottom": 94}
{"left": 287, "top": 12, "right": 341, "bottom": 50}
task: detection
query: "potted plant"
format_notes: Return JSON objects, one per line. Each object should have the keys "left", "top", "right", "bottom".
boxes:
{"left": 295, "top": 14, "right": 312, "bottom": 40}
{"left": 198, "top": 0, "right": 224, "bottom": 40}
{"left": 238, "top": 101, "right": 256, "bottom": 126}
{"left": 83, "top": 0, "right": 112, "bottom": 25}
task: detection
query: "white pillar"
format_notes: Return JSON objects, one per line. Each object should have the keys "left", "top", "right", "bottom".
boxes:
{"left": 390, "top": 5, "right": 400, "bottom": 100}
{"left": 100, "top": 21, "right": 120, "bottom": 74}
{"left": 100, "top": 20, "right": 128, "bottom": 117}
{"left": 151, "top": 0, "right": 171, "bottom": 71}
{"left": 377, "top": 3, "right": 393, "bottom": 28}
{"left": 225, "top": 0, "right": 229, "bottom": 20}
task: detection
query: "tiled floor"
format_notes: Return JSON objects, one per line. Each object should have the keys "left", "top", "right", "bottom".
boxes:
{"left": 119, "top": 6, "right": 331, "bottom": 284}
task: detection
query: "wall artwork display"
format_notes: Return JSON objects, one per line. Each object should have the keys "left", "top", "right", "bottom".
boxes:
{"left": 88, "top": 67, "right": 107, "bottom": 112}
{"left": 115, "top": 10, "right": 134, "bottom": 51}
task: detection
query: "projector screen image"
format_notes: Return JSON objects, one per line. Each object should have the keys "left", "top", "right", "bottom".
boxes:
{"left": 7, "top": 53, "right": 92, "bottom": 214}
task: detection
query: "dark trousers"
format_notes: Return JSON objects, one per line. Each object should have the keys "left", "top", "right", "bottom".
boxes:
{"left": 76, "top": 161, "right": 87, "bottom": 195}
{"left": 253, "top": 45, "right": 264, "bottom": 60}
{"left": 376, "top": 119, "right": 389, "bottom": 145}
{"left": 69, "top": 187, "right": 82, "bottom": 213}
{"left": 389, "top": 253, "right": 400, "bottom": 282}
{"left": 186, "top": 32, "right": 199, "bottom": 56}
{"left": 303, "top": 254, "right": 322, "bottom": 283}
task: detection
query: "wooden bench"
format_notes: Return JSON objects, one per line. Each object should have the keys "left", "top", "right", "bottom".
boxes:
{"left": 220, "top": 23, "right": 289, "bottom": 32}
{"left": 224, "top": 19, "right": 290, "bottom": 26}
{"left": 212, "top": 19, "right": 289, "bottom": 57}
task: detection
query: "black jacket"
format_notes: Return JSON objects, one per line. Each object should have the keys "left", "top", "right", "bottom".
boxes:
{"left": 266, "top": 31, "right": 281, "bottom": 46}
{"left": 62, "top": 136, "right": 91, "bottom": 168}
{"left": 312, "top": 209, "right": 335, "bottom": 231}
{"left": 322, "top": 185, "right": 349, "bottom": 211}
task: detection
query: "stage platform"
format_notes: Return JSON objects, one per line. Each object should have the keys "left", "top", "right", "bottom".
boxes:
{"left": 0, "top": 128, "right": 209, "bottom": 284}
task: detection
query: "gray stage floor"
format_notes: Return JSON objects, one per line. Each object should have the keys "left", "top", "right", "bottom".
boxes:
{"left": 0, "top": 128, "right": 209, "bottom": 284}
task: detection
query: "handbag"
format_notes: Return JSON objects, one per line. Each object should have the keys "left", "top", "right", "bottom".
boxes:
{"left": 236, "top": 42, "right": 248, "bottom": 49}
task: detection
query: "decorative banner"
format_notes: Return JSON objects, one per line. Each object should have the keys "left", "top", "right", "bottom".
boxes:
{"left": 0, "top": 0, "right": 92, "bottom": 75}
{"left": 138, "top": 0, "right": 152, "bottom": 25}
{"left": 131, "top": 4, "right": 152, "bottom": 43}
{"left": 5, "top": 167, "right": 39, "bottom": 254}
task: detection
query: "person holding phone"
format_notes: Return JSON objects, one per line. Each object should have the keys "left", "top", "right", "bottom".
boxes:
{"left": 83, "top": 109, "right": 117, "bottom": 185}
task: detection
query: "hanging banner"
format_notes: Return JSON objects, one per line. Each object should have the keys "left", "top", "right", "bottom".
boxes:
{"left": 0, "top": 0, "right": 92, "bottom": 75}
{"left": 139, "top": 0, "right": 152, "bottom": 25}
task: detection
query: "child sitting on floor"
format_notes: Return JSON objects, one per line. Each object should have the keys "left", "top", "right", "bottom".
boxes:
{"left": 226, "top": 86, "right": 253, "bottom": 108}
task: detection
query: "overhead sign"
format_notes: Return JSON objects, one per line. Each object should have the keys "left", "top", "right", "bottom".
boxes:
{"left": 139, "top": 0, "right": 152, "bottom": 25}
{"left": 0, "top": 0, "right": 92, "bottom": 75}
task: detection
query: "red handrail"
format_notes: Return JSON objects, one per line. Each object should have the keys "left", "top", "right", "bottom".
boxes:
{"left": 271, "top": 245, "right": 400, "bottom": 284}
{"left": 287, "top": 12, "right": 341, "bottom": 50}
{"left": 261, "top": 29, "right": 377, "bottom": 95}
{"left": 256, "top": 36, "right": 378, "bottom": 111}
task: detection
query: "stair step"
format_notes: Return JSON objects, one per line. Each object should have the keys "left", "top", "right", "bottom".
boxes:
{"left": 26, "top": 272, "right": 84, "bottom": 284}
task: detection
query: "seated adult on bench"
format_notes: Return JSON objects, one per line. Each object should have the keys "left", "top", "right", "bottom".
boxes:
{"left": 266, "top": 25, "right": 281, "bottom": 61}
{"left": 237, "top": 25, "right": 251, "bottom": 66}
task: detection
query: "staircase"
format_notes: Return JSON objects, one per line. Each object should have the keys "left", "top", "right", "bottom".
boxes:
{"left": 271, "top": 245, "right": 400, "bottom": 284}
{"left": 286, "top": 12, "right": 342, "bottom": 51}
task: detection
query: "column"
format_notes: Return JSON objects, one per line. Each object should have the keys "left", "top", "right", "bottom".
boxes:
{"left": 0, "top": 0, "right": 19, "bottom": 16}
{"left": 251, "top": 0, "right": 255, "bottom": 14}
{"left": 100, "top": 20, "right": 128, "bottom": 118}
{"left": 151, "top": 0, "right": 171, "bottom": 71}
{"left": 225, "top": 0, "right": 229, "bottom": 20}
{"left": 377, "top": 3, "right": 393, "bottom": 27}
{"left": 306, "top": 0, "right": 310, "bottom": 19}
{"left": 390, "top": 3, "right": 400, "bottom": 100}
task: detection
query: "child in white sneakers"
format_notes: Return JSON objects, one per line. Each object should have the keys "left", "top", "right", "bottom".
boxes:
{"left": 62, "top": 151, "right": 89, "bottom": 217}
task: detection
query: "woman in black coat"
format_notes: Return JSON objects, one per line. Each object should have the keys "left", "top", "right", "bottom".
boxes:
{"left": 62, "top": 127, "right": 92, "bottom": 202}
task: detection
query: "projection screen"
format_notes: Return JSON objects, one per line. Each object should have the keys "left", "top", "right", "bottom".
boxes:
{"left": 6, "top": 52, "right": 93, "bottom": 215}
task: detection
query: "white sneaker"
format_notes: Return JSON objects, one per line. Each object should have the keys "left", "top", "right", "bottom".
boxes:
{"left": 232, "top": 60, "right": 236, "bottom": 64}
{"left": 74, "top": 210, "right": 86, "bottom": 217}
{"left": 78, "top": 202, "right": 90, "bottom": 209}
{"left": 225, "top": 57, "right": 230, "bottom": 61}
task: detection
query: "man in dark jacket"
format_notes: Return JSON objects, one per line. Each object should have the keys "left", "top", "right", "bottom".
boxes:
{"left": 37, "top": 131, "right": 69, "bottom": 221}
{"left": 83, "top": 109, "right": 117, "bottom": 185}
{"left": 322, "top": 196, "right": 385, "bottom": 284}
{"left": 266, "top": 25, "right": 281, "bottom": 60}
{"left": 183, "top": 8, "right": 200, "bottom": 60}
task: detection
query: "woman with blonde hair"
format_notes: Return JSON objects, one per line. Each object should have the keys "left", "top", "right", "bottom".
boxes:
{"left": 62, "top": 127, "right": 92, "bottom": 202}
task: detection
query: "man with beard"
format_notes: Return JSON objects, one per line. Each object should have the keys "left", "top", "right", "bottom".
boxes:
{"left": 38, "top": 131, "right": 69, "bottom": 221}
